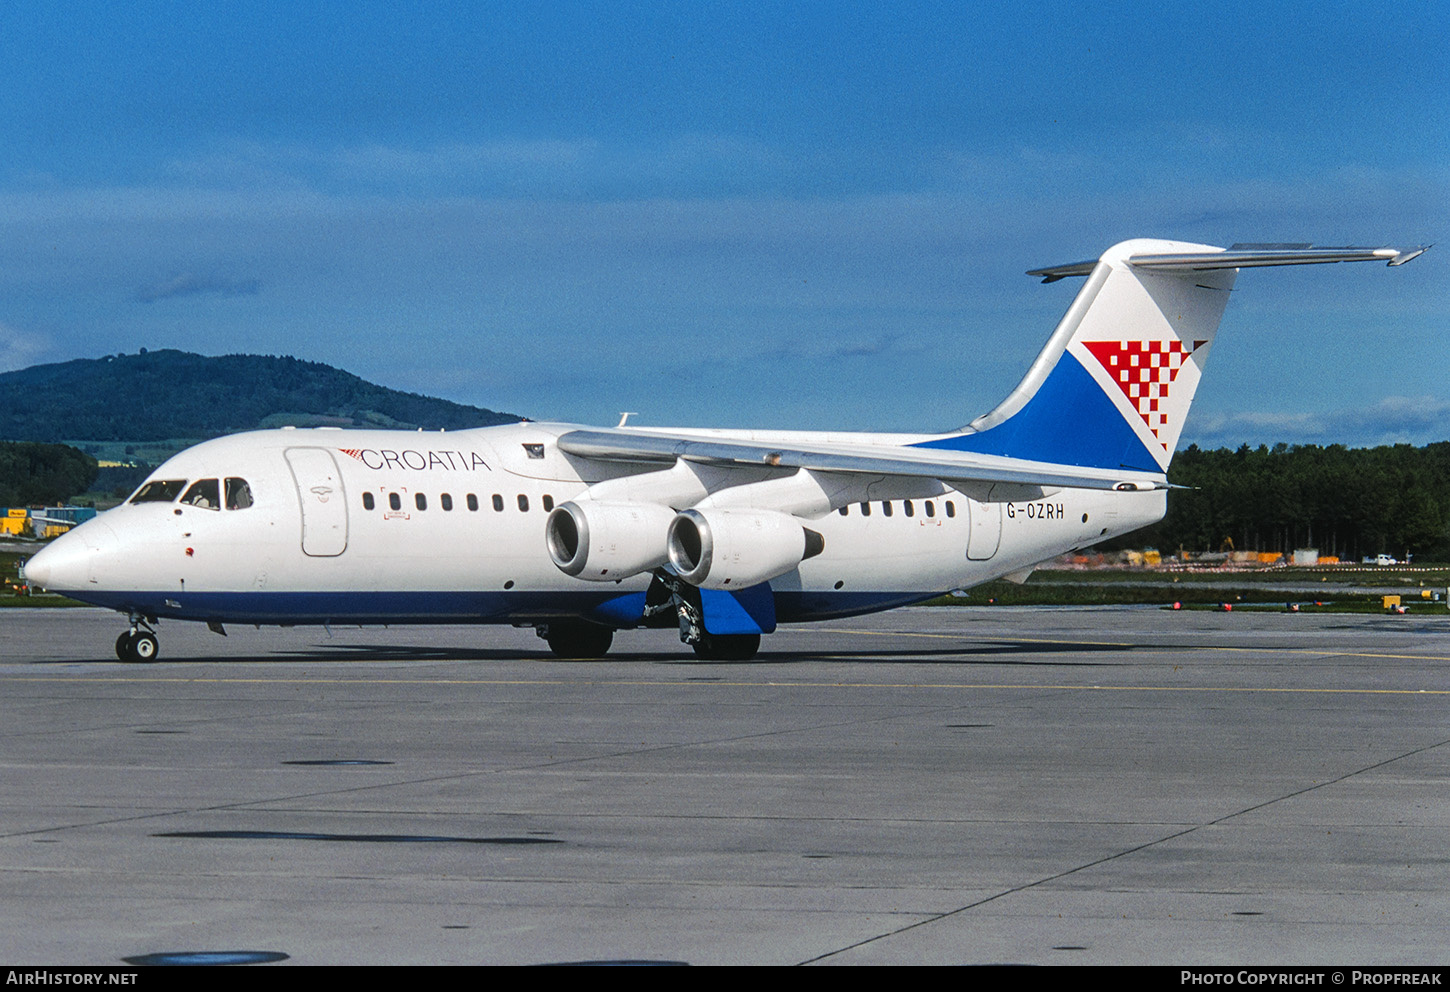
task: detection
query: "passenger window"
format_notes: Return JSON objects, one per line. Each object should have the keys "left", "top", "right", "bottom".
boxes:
{"left": 416, "top": 493, "right": 427, "bottom": 511}
{"left": 925, "top": 501, "right": 935, "bottom": 517}
{"left": 860, "top": 502, "right": 871, "bottom": 517}
{"left": 492, "top": 494, "right": 504, "bottom": 512}
{"left": 441, "top": 493, "right": 453, "bottom": 511}
{"left": 542, "top": 494, "right": 554, "bottom": 512}
{"left": 945, "top": 501, "right": 956, "bottom": 518}
{"left": 838, "top": 506, "right": 848, "bottom": 516}
{"left": 130, "top": 479, "right": 187, "bottom": 504}
{"left": 904, "top": 500, "right": 915, "bottom": 517}
{"left": 363, "top": 492, "right": 375, "bottom": 511}
{"left": 389, "top": 492, "right": 401, "bottom": 511}
{"left": 517, "top": 494, "right": 530, "bottom": 512}
{"left": 225, "top": 478, "right": 254, "bottom": 510}
{"left": 467, "top": 494, "right": 479, "bottom": 512}
{"left": 882, "top": 502, "right": 893, "bottom": 517}
{"left": 180, "top": 478, "right": 221, "bottom": 510}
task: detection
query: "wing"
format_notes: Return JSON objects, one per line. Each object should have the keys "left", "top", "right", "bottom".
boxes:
{"left": 555, "top": 428, "right": 1170, "bottom": 495}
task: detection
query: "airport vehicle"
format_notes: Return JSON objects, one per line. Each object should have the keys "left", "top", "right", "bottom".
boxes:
{"left": 20, "top": 239, "right": 1426, "bottom": 662}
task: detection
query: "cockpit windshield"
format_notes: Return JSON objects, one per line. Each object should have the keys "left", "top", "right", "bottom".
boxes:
{"left": 129, "top": 477, "right": 253, "bottom": 508}
{"left": 180, "top": 479, "right": 221, "bottom": 510}
{"left": 129, "top": 479, "right": 187, "bottom": 504}
{"left": 225, "top": 478, "right": 254, "bottom": 510}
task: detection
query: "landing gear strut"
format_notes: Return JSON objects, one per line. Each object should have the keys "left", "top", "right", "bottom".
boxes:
{"left": 660, "top": 571, "right": 762, "bottom": 662}
{"left": 115, "top": 615, "right": 159, "bottom": 663}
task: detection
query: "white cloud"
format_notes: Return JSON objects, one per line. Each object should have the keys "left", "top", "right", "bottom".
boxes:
{"left": 1186, "top": 396, "right": 1450, "bottom": 450}
{"left": 0, "top": 322, "right": 51, "bottom": 372}
{"left": 136, "top": 273, "right": 260, "bottom": 303}
{"left": 0, "top": 136, "right": 1442, "bottom": 432}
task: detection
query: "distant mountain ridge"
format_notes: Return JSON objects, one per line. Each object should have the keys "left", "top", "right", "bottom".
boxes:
{"left": 0, "top": 350, "right": 521, "bottom": 442}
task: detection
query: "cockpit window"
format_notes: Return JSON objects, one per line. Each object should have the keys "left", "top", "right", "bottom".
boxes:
{"left": 130, "top": 479, "right": 187, "bottom": 504}
{"left": 180, "top": 478, "right": 221, "bottom": 510}
{"left": 225, "top": 478, "right": 254, "bottom": 510}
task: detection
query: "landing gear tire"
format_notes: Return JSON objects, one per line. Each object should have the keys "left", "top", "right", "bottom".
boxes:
{"left": 131, "top": 632, "right": 159, "bottom": 662}
{"left": 691, "top": 632, "right": 760, "bottom": 661}
{"left": 116, "top": 631, "right": 159, "bottom": 663}
{"left": 544, "top": 622, "right": 614, "bottom": 659}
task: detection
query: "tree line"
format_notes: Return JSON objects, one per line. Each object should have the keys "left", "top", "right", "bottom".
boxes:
{"left": 1124, "top": 442, "right": 1450, "bottom": 562}
{"left": 0, "top": 442, "right": 98, "bottom": 506}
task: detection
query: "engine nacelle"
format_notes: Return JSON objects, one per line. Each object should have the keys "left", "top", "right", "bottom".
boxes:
{"left": 667, "top": 508, "right": 824, "bottom": 590}
{"left": 545, "top": 501, "right": 676, "bottom": 581}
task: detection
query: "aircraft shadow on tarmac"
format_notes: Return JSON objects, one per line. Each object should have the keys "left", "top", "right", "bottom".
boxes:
{"left": 39, "top": 637, "right": 1135, "bottom": 667}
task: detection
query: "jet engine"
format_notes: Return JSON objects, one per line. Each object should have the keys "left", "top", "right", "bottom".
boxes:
{"left": 666, "top": 508, "right": 824, "bottom": 590}
{"left": 545, "top": 501, "right": 676, "bottom": 581}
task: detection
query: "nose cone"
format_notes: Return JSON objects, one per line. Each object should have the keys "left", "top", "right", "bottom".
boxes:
{"left": 22, "top": 520, "right": 117, "bottom": 592}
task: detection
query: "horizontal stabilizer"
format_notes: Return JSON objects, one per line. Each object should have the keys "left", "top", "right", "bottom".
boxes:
{"left": 1029, "top": 243, "right": 1428, "bottom": 282}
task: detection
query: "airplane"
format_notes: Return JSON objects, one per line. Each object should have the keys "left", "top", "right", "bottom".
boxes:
{"left": 20, "top": 238, "right": 1427, "bottom": 663}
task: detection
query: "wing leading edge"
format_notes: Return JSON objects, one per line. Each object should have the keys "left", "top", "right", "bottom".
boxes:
{"left": 554, "top": 428, "right": 1170, "bottom": 494}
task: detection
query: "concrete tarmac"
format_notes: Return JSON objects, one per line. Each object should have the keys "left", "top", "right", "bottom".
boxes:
{"left": 2, "top": 605, "right": 1449, "bottom": 966}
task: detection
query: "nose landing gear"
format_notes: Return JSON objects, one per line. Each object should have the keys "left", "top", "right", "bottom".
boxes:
{"left": 116, "top": 615, "right": 160, "bottom": 663}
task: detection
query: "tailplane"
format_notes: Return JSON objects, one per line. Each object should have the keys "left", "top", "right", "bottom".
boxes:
{"left": 915, "top": 239, "right": 1427, "bottom": 473}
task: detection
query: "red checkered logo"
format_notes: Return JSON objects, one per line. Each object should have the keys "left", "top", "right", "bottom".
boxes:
{"left": 1082, "top": 340, "right": 1207, "bottom": 443}
{"left": 338, "top": 448, "right": 365, "bottom": 461}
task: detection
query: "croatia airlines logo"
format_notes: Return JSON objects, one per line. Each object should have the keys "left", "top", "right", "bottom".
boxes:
{"left": 338, "top": 447, "right": 490, "bottom": 471}
{"left": 1081, "top": 339, "right": 1208, "bottom": 446}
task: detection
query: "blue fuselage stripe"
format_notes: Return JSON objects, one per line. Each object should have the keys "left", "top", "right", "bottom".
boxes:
{"left": 62, "top": 588, "right": 945, "bottom": 627}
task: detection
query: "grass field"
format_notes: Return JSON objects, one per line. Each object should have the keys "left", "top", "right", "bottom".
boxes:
{"left": 930, "top": 565, "right": 1450, "bottom": 612}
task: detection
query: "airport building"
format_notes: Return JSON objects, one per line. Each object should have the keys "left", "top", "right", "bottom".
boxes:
{"left": 0, "top": 506, "right": 97, "bottom": 539}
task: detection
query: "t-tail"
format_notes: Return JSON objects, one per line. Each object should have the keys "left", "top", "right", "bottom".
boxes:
{"left": 915, "top": 239, "right": 1428, "bottom": 474}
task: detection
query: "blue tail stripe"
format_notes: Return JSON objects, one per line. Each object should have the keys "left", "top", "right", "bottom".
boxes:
{"left": 911, "top": 354, "right": 1160, "bottom": 472}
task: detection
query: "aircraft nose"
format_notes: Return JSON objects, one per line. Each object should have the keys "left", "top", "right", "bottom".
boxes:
{"left": 22, "top": 520, "right": 117, "bottom": 592}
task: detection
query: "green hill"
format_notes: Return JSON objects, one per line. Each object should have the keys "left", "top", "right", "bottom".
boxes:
{"left": 0, "top": 350, "right": 521, "bottom": 442}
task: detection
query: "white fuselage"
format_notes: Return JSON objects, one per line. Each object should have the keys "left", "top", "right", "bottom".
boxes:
{"left": 27, "top": 423, "right": 1164, "bottom": 628}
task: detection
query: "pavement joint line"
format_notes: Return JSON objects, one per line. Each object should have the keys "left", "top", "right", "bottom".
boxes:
{"left": 797, "top": 823, "right": 1204, "bottom": 965}
{"left": 800, "top": 733, "right": 1450, "bottom": 965}
{"left": 4, "top": 675, "right": 1449, "bottom": 695}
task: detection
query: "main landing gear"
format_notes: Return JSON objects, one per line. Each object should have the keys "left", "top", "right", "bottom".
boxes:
{"left": 666, "top": 575, "right": 762, "bottom": 661}
{"left": 534, "top": 620, "right": 759, "bottom": 660}
{"left": 689, "top": 631, "right": 761, "bottom": 661}
{"left": 536, "top": 621, "right": 615, "bottom": 659}
{"left": 115, "top": 615, "right": 159, "bottom": 663}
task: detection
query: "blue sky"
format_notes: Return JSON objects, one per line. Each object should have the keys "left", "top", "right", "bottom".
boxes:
{"left": 0, "top": 2, "right": 1445, "bottom": 448}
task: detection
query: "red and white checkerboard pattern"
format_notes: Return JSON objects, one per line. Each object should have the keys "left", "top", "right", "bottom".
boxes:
{"left": 1082, "top": 340, "right": 1205, "bottom": 443}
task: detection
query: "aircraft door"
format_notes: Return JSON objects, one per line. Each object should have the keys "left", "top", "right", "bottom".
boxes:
{"left": 284, "top": 448, "right": 349, "bottom": 557}
{"left": 966, "top": 499, "right": 1002, "bottom": 560}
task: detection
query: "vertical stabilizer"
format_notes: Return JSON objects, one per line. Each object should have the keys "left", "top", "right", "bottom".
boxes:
{"left": 916, "top": 239, "right": 1235, "bottom": 473}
